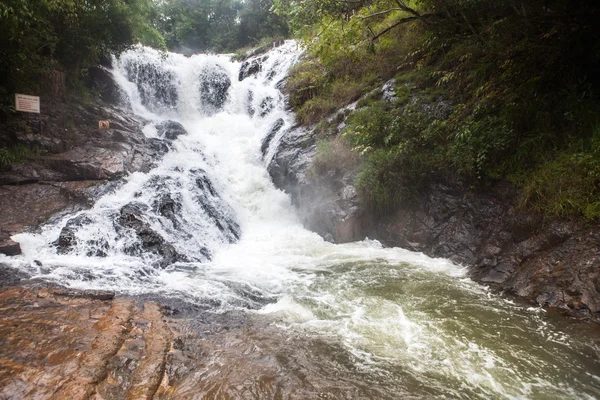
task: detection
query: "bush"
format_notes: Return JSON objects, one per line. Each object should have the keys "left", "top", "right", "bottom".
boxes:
{"left": 0, "top": 144, "right": 45, "bottom": 170}
{"left": 518, "top": 137, "right": 600, "bottom": 221}
{"left": 310, "top": 138, "right": 358, "bottom": 176}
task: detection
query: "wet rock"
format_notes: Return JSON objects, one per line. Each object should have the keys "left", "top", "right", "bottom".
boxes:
{"left": 238, "top": 56, "right": 267, "bottom": 81}
{"left": 55, "top": 214, "right": 93, "bottom": 254}
{"left": 87, "top": 66, "right": 124, "bottom": 105}
{"left": 258, "top": 96, "right": 275, "bottom": 117}
{"left": 50, "top": 287, "right": 116, "bottom": 301}
{"left": 0, "top": 236, "right": 21, "bottom": 256}
{"left": 246, "top": 90, "right": 255, "bottom": 116}
{"left": 155, "top": 120, "right": 187, "bottom": 140}
{"left": 125, "top": 61, "right": 178, "bottom": 112}
{"left": 193, "top": 172, "right": 240, "bottom": 243}
{"left": 261, "top": 118, "right": 285, "bottom": 156}
{"left": 0, "top": 264, "right": 29, "bottom": 286}
{"left": 118, "top": 203, "right": 179, "bottom": 268}
{"left": 154, "top": 194, "right": 182, "bottom": 226}
{"left": 0, "top": 181, "right": 109, "bottom": 239}
{"left": 268, "top": 124, "right": 318, "bottom": 198}
{"left": 198, "top": 64, "right": 231, "bottom": 114}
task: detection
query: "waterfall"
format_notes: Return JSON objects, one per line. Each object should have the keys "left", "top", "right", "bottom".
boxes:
{"left": 2, "top": 41, "right": 600, "bottom": 399}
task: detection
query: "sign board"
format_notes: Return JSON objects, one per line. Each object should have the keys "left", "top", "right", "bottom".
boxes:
{"left": 98, "top": 120, "right": 110, "bottom": 130}
{"left": 15, "top": 94, "right": 40, "bottom": 113}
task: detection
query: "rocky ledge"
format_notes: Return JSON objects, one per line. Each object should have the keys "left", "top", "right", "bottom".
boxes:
{"left": 267, "top": 82, "right": 600, "bottom": 323}
{"left": 0, "top": 91, "right": 176, "bottom": 255}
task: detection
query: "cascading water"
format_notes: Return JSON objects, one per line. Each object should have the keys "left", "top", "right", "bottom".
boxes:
{"left": 2, "top": 41, "right": 600, "bottom": 399}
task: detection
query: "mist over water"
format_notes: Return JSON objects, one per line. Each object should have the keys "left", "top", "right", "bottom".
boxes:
{"left": 3, "top": 41, "right": 600, "bottom": 399}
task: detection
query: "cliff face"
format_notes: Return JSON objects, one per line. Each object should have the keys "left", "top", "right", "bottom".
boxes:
{"left": 267, "top": 87, "right": 600, "bottom": 322}
{"left": 0, "top": 69, "right": 172, "bottom": 255}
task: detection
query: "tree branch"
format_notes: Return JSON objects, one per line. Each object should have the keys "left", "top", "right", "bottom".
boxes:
{"left": 357, "top": 8, "right": 404, "bottom": 20}
{"left": 370, "top": 16, "right": 420, "bottom": 40}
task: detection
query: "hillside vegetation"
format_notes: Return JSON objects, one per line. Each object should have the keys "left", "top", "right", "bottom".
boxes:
{"left": 277, "top": 0, "right": 600, "bottom": 221}
{"left": 0, "top": 0, "right": 286, "bottom": 117}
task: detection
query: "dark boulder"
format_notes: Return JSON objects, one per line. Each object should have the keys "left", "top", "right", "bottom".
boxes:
{"left": 124, "top": 61, "right": 178, "bottom": 112}
{"left": 258, "top": 96, "right": 274, "bottom": 118}
{"left": 55, "top": 214, "right": 93, "bottom": 254}
{"left": 118, "top": 203, "right": 179, "bottom": 268}
{"left": 0, "top": 235, "right": 21, "bottom": 256}
{"left": 192, "top": 171, "right": 240, "bottom": 243}
{"left": 199, "top": 65, "right": 231, "bottom": 114}
{"left": 238, "top": 56, "right": 267, "bottom": 81}
{"left": 155, "top": 120, "right": 187, "bottom": 140}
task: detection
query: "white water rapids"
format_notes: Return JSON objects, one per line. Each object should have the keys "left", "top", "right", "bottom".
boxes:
{"left": 2, "top": 41, "right": 600, "bottom": 399}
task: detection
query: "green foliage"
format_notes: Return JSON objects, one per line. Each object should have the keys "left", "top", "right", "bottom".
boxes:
{"left": 341, "top": 100, "right": 446, "bottom": 209}
{"left": 310, "top": 138, "right": 358, "bottom": 176}
{"left": 0, "top": 144, "right": 45, "bottom": 170}
{"left": 0, "top": 0, "right": 165, "bottom": 111}
{"left": 518, "top": 145, "right": 600, "bottom": 221}
{"left": 281, "top": 0, "right": 600, "bottom": 221}
{"left": 448, "top": 112, "right": 514, "bottom": 179}
{"left": 157, "top": 0, "right": 288, "bottom": 53}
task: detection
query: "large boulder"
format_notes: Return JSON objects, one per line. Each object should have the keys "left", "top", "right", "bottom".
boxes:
{"left": 124, "top": 61, "right": 179, "bottom": 112}
{"left": 238, "top": 56, "right": 268, "bottom": 81}
{"left": 117, "top": 203, "right": 180, "bottom": 269}
{"left": 155, "top": 120, "right": 187, "bottom": 140}
{"left": 0, "top": 235, "right": 21, "bottom": 256}
{"left": 198, "top": 64, "right": 231, "bottom": 114}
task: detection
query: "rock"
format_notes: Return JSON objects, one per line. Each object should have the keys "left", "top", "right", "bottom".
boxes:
{"left": 87, "top": 67, "right": 124, "bottom": 105}
{"left": 0, "top": 237, "right": 21, "bottom": 256}
{"left": 198, "top": 64, "right": 231, "bottom": 114}
{"left": 50, "top": 287, "right": 115, "bottom": 300}
{"left": 193, "top": 171, "right": 240, "bottom": 243}
{"left": 261, "top": 118, "right": 285, "bottom": 156}
{"left": 0, "top": 264, "right": 29, "bottom": 286}
{"left": 55, "top": 214, "right": 93, "bottom": 254}
{"left": 118, "top": 203, "right": 180, "bottom": 268}
{"left": 258, "top": 96, "right": 274, "bottom": 117}
{"left": 238, "top": 56, "right": 266, "bottom": 81}
{"left": 155, "top": 120, "right": 187, "bottom": 140}
{"left": 0, "top": 181, "right": 110, "bottom": 239}
{"left": 382, "top": 79, "right": 397, "bottom": 103}
{"left": 124, "top": 61, "right": 179, "bottom": 112}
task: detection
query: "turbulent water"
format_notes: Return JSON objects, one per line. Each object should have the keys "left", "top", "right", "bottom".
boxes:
{"left": 2, "top": 41, "right": 600, "bottom": 399}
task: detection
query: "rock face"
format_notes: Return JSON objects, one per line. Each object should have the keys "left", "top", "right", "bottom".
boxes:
{"left": 0, "top": 71, "right": 176, "bottom": 252}
{"left": 261, "top": 118, "right": 285, "bottom": 156}
{"left": 0, "top": 285, "right": 173, "bottom": 400}
{"left": 117, "top": 203, "right": 180, "bottom": 268}
{"left": 199, "top": 64, "right": 231, "bottom": 114}
{"left": 239, "top": 56, "right": 267, "bottom": 81}
{"left": 268, "top": 84, "right": 600, "bottom": 321}
{"left": 124, "top": 61, "right": 179, "bottom": 112}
